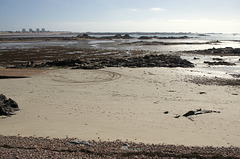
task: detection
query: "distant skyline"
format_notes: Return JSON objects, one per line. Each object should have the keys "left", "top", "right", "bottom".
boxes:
{"left": 0, "top": 0, "right": 240, "bottom": 33}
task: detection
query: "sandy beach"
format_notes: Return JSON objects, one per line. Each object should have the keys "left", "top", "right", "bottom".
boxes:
{"left": 1, "top": 0, "right": 240, "bottom": 156}
{"left": 1, "top": 67, "right": 239, "bottom": 147}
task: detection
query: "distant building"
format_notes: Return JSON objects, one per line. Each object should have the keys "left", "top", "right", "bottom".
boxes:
{"left": 36, "top": 28, "right": 40, "bottom": 33}
{"left": 29, "top": 28, "right": 33, "bottom": 33}
{"left": 22, "top": 28, "right": 26, "bottom": 33}
{"left": 41, "top": 28, "right": 46, "bottom": 32}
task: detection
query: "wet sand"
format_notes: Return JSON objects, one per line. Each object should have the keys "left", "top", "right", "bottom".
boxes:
{"left": 0, "top": 67, "right": 240, "bottom": 147}
{"left": 0, "top": 68, "right": 46, "bottom": 78}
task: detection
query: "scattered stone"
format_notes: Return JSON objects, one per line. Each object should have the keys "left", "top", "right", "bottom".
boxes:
{"left": 1, "top": 135, "right": 239, "bottom": 158}
{"left": 66, "top": 139, "right": 93, "bottom": 146}
{"left": 0, "top": 94, "right": 19, "bottom": 116}
{"left": 212, "top": 58, "right": 223, "bottom": 61}
{"left": 121, "top": 143, "right": 130, "bottom": 150}
{"left": 230, "top": 74, "right": 240, "bottom": 78}
{"left": 199, "top": 92, "right": 206, "bottom": 94}
{"left": 232, "top": 93, "right": 238, "bottom": 95}
{"left": 174, "top": 115, "right": 180, "bottom": 118}
{"left": 193, "top": 57, "right": 199, "bottom": 60}
{"left": 164, "top": 111, "right": 169, "bottom": 114}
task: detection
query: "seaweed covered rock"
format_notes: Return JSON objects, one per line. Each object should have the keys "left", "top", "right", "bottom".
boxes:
{"left": 191, "top": 47, "right": 240, "bottom": 55}
{"left": 0, "top": 94, "right": 19, "bottom": 116}
{"left": 77, "top": 34, "right": 90, "bottom": 38}
{"left": 123, "top": 34, "right": 132, "bottom": 39}
{"left": 22, "top": 54, "right": 194, "bottom": 69}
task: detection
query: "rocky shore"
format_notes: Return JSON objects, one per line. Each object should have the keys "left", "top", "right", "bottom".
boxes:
{"left": 0, "top": 33, "right": 192, "bottom": 42}
{"left": 185, "top": 47, "right": 240, "bottom": 56}
{"left": 0, "top": 135, "right": 239, "bottom": 158}
{"left": 19, "top": 54, "right": 194, "bottom": 69}
{"left": 121, "top": 40, "right": 220, "bottom": 45}
{"left": 1, "top": 38, "right": 240, "bottom": 158}
{"left": 138, "top": 35, "right": 189, "bottom": 39}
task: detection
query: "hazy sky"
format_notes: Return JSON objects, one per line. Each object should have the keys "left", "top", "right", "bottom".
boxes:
{"left": 0, "top": 0, "right": 240, "bottom": 33}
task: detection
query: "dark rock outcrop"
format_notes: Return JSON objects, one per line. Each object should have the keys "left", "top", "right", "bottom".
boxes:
{"left": 189, "top": 47, "right": 240, "bottom": 55}
{"left": 139, "top": 36, "right": 153, "bottom": 40}
{"left": 77, "top": 34, "right": 91, "bottom": 38}
{"left": 22, "top": 54, "right": 194, "bottom": 69}
{"left": 204, "top": 61, "right": 236, "bottom": 66}
{"left": 0, "top": 94, "right": 19, "bottom": 116}
{"left": 114, "top": 34, "right": 122, "bottom": 39}
{"left": 123, "top": 34, "right": 131, "bottom": 39}
{"left": 157, "top": 36, "right": 189, "bottom": 39}
{"left": 138, "top": 36, "right": 189, "bottom": 40}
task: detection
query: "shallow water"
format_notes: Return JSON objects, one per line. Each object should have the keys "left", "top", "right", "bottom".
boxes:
{"left": 1, "top": 36, "right": 239, "bottom": 52}
{"left": 90, "top": 39, "right": 240, "bottom": 53}
{"left": 89, "top": 33, "right": 240, "bottom": 41}
{"left": 181, "top": 54, "right": 240, "bottom": 78}
{"left": 0, "top": 34, "right": 240, "bottom": 78}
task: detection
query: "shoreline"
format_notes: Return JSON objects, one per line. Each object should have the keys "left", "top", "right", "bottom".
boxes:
{"left": 1, "top": 37, "right": 240, "bottom": 157}
{"left": 1, "top": 67, "right": 239, "bottom": 147}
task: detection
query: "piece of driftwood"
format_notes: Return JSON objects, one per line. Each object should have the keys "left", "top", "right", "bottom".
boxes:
{"left": 183, "top": 109, "right": 220, "bottom": 117}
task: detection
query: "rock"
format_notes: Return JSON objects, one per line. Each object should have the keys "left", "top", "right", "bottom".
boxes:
{"left": 114, "top": 34, "right": 122, "bottom": 39}
{"left": 121, "top": 143, "right": 130, "bottom": 150}
{"left": 230, "top": 74, "right": 240, "bottom": 78}
{"left": 122, "top": 143, "right": 130, "bottom": 147}
{"left": 123, "top": 34, "right": 131, "bottom": 39}
{"left": 212, "top": 58, "right": 223, "bottom": 61}
{"left": 77, "top": 34, "right": 90, "bottom": 38}
{"left": 193, "top": 57, "right": 199, "bottom": 60}
{"left": 232, "top": 48, "right": 240, "bottom": 54}
{"left": 157, "top": 36, "right": 189, "bottom": 39}
{"left": 174, "top": 115, "right": 180, "bottom": 118}
{"left": 0, "top": 94, "right": 19, "bottom": 116}
{"left": 164, "top": 111, "right": 169, "bottom": 114}
{"left": 24, "top": 54, "right": 194, "bottom": 69}
{"left": 66, "top": 139, "right": 93, "bottom": 146}
{"left": 138, "top": 36, "right": 153, "bottom": 39}
{"left": 194, "top": 47, "right": 240, "bottom": 55}
{"left": 204, "top": 61, "right": 236, "bottom": 66}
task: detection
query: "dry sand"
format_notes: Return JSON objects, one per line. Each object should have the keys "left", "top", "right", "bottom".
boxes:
{"left": 0, "top": 67, "right": 240, "bottom": 147}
